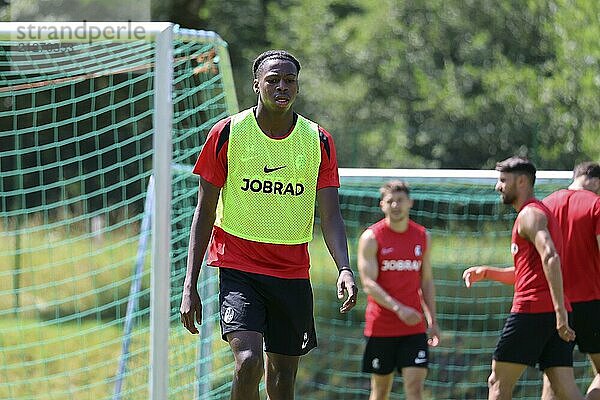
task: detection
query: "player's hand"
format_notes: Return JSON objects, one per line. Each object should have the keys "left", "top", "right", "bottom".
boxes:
{"left": 462, "top": 266, "right": 487, "bottom": 288}
{"left": 427, "top": 323, "right": 440, "bottom": 347}
{"left": 395, "top": 304, "right": 422, "bottom": 326}
{"left": 180, "top": 289, "right": 202, "bottom": 334}
{"left": 555, "top": 310, "right": 576, "bottom": 342}
{"left": 337, "top": 270, "right": 358, "bottom": 313}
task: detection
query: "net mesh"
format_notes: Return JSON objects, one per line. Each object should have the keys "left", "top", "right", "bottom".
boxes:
{"left": 316, "top": 175, "right": 593, "bottom": 399}
{"left": 0, "top": 28, "right": 594, "bottom": 400}
{"left": 0, "top": 31, "right": 232, "bottom": 399}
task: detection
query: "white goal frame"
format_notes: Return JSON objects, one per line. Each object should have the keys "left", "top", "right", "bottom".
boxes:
{"left": 0, "top": 21, "right": 238, "bottom": 400}
{"left": 339, "top": 168, "right": 572, "bottom": 180}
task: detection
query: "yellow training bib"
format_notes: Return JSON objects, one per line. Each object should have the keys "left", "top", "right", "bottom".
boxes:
{"left": 215, "top": 109, "right": 321, "bottom": 244}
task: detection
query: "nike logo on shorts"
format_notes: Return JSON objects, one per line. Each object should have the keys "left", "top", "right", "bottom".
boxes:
{"left": 301, "top": 332, "right": 309, "bottom": 349}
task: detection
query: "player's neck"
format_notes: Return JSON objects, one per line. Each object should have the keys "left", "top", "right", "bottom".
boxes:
{"left": 514, "top": 193, "right": 535, "bottom": 212}
{"left": 385, "top": 217, "right": 409, "bottom": 233}
{"left": 254, "top": 105, "right": 295, "bottom": 138}
{"left": 568, "top": 176, "right": 594, "bottom": 191}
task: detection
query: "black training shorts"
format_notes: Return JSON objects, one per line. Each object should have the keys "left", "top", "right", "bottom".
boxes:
{"left": 218, "top": 267, "right": 317, "bottom": 356}
{"left": 493, "top": 312, "right": 575, "bottom": 370}
{"left": 571, "top": 300, "right": 600, "bottom": 354}
{"left": 362, "top": 333, "right": 429, "bottom": 374}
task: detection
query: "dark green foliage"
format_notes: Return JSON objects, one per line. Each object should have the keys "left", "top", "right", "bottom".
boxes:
{"left": 191, "top": 0, "right": 599, "bottom": 169}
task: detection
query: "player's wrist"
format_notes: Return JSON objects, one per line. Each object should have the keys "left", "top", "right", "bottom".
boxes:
{"left": 338, "top": 266, "right": 354, "bottom": 276}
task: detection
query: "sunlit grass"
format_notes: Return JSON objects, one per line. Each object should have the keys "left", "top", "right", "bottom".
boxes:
{"left": 2, "top": 219, "right": 579, "bottom": 400}
{"left": 0, "top": 219, "right": 150, "bottom": 320}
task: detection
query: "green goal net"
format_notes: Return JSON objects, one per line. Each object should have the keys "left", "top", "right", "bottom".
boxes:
{"left": 0, "top": 22, "right": 594, "bottom": 400}
{"left": 0, "top": 22, "right": 237, "bottom": 399}
{"left": 309, "top": 169, "right": 593, "bottom": 399}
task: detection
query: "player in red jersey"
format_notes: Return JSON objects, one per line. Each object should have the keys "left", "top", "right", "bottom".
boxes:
{"left": 179, "top": 50, "right": 358, "bottom": 400}
{"left": 542, "top": 161, "right": 600, "bottom": 400}
{"left": 358, "top": 180, "right": 439, "bottom": 400}
{"left": 463, "top": 157, "right": 584, "bottom": 400}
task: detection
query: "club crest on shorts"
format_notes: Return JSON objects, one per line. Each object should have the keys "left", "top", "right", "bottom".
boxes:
{"left": 511, "top": 243, "right": 518, "bottom": 255}
{"left": 223, "top": 307, "right": 235, "bottom": 324}
{"left": 372, "top": 358, "right": 380, "bottom": 370}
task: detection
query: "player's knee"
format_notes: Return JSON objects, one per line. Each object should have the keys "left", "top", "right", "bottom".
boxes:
{"left": 269, "top": 365, "right": 297, "bottom": 387}
{"left": 488, "top": 372, "right": 497, "bottom": 389}
{"left": 370, "top": 385, "right": 391, "bottom": 400}
{"left": 488, "top": 372, "right": 508, "bottom": 395}
{"left": 586, "top": 387, "right": 600, "bottom": 400}
{"left": 369, "top": 376, "right": 393, "bottom": 400}
{"left": 235, "top": 350, "right": 264, "bottom": 382}
{"left": 404, "top": 379, "right": 423, "bottom": 400}
{"left": 545, "top": 382, "right": 582, "bottom": 400}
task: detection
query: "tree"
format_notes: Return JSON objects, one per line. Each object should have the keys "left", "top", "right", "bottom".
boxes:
{"left": 263, "top": 0, "right": 598, "bottom": 168}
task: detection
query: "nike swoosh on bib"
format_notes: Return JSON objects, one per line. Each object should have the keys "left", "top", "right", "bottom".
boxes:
{"left": 263, "top": 165, "right": 286, "bottom": 173}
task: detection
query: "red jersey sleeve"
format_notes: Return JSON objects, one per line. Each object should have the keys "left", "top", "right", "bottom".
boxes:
{"left": 192, "top": 117, "right": 231, "bottom": 187}
{"left": 317, "top": 127, "right": 340, "bottom": 190}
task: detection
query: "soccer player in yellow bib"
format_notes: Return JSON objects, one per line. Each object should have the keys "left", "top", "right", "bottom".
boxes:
{"left": 179, "top": 50, "right": 358, "bottom": 400}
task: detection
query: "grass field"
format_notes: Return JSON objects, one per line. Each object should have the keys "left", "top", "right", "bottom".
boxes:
{"left": 0, "top": 220, "right": 594, "bottom": 399}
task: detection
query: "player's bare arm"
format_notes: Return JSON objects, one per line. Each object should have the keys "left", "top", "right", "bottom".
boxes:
{"left": 316, "top": 187, "right": 358, "bottom": 313}
{"left": 420, "top": 233, "right": 440, "bottom": 346}
{"left": 357, "top": 229, "right": 422, "bottom": 326}
{"left": 180, "top": 178, "right": 221, "bottom": 334}
{"left": 518, "top": 205, "right": 575, "bottom": 342}
{"left": 462, "top": 265, "right": 516, "bottom": 287}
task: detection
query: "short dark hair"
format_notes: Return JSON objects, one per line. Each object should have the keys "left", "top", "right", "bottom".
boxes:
{"left": 495, "top": 156, "right": 537, "bottom": 186}
{"left": 252, "top": 50, "right": 301, "bottom": 78}
{"left": 573, "top": 161, "right": 600, "bottom": 179}
{"left": 379, "top": 180, "right": 410, "bottom": 200}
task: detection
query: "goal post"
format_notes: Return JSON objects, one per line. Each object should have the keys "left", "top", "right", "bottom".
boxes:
{"left": 0, "top": 21, "right": 237, "bottom": 399}
{"left": 151, "top": 22, "right": 172, "bottom": 400}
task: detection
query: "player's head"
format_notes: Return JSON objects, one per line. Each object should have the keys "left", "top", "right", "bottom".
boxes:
{"left": 572, "top": 161, "right": 600, "bottom": 194}
{"left": 252, "top": 50, "right": 301, "bottom": 113}
{"left": 253, "top": 50, "right": 301, "bottom": 79}
{"left": 379, "top": 180, "right": 413, "bottom": 222}
{"left": 495, "top": 157, "right": 537, "bottom": 205}
{"left": 379, "top": 180, "right": 411, "bottom": 200}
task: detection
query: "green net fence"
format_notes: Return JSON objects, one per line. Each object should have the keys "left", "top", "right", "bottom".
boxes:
{"left": 312, "top": 174, "right": 594, "bottom": 399}
{"left": 169, "top": 172, "right": 593, "bottom": 400}
{"left": 0, "top": 24, "right": 595, "bottom": 400}
{"left": 0, "top": 25, "right": 236, "bottom": 399}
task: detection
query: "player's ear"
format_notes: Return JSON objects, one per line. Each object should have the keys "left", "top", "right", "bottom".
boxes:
{"left": 253, "top": 79, "right": 259, "bottom": 95}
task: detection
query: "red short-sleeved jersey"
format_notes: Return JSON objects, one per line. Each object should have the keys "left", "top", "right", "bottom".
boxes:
{"left": 364, "top": 219, "right": 428, "bottom": 337}
{"left": 543, "top": 189, "right": 600, "bottom": 302}
{"left": 511, "top": 198, "right": 571, "bottom": 313}
{"left": 192, "top": 112, "right": 340, "bottom": 279}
